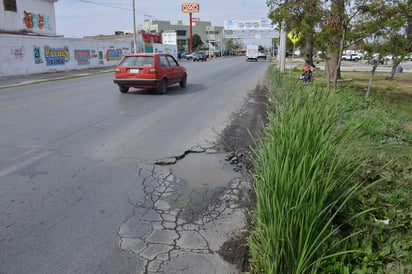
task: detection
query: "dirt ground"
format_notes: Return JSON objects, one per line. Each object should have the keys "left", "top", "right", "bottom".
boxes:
{"left": 214, "top": 84, "right": 268, "bottom": 272}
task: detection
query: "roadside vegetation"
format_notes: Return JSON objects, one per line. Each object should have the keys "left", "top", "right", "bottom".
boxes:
{"left": 248, "top": 66, "right": 412, "bottom": 273}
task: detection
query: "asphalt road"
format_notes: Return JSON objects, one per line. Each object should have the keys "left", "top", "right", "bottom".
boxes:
{"left": 0, "top": 56, "right": 270, "bottom": 273}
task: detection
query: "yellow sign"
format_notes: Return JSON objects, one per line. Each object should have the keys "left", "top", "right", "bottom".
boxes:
{"left": 182, "top": 2, "right": 200, "bottom": 13}
{"left": 287, "top": 29, "right": 302, "bottom": 45}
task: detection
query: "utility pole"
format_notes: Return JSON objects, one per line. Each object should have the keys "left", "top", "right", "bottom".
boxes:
{"left": 133, "top": 0, "right": 137, "bottom": 53}
{"left": 279, "top": 21, "right": 286, "bottom": 72}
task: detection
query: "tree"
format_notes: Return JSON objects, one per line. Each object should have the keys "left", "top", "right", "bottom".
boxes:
{"left": 226, "top": 38, "right": 234, "bottom": 52}
{"left": 351, "top": 0, "right": 410, "bottom": 98}
{"left": 267, "top": 0, "right": 411, "bottom": 94}
{"left": 267, "top": 0, "right": 321, "bottom": 64}
{"left": 225, "top": 38, "right": 242, "bottom": 53}
{"left": 191, "top": 34, "right": 203, "bottom": 51}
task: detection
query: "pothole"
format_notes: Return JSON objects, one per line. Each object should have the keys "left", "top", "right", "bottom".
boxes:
{"left": 156, "top": 152, "right": 242, "bottom": 222}
{"left": 170, "top": 152, "right": 238, "bottom": 190}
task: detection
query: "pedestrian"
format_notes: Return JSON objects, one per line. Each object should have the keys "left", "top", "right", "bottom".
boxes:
{"left": 300, "top": 60, "right": 313, "bottom": 83}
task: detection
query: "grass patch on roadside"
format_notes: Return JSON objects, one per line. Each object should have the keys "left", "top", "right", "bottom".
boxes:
{"left": 248, "top": 67, "right": 412, "bottom": 273}
{"left": 310, "top": 70, "right": 412, "bottom": 113}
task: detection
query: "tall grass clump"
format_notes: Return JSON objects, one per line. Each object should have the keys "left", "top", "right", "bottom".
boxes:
{"left": 248, "top": 69, "right": 366, "bottom": 273}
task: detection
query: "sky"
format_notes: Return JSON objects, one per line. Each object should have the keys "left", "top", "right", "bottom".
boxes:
{"left": 55, "top": 0, "right": 271, "bottom": 38}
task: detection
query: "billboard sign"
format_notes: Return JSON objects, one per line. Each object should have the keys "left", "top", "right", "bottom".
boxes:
{"left": 182, "top": 2, "right": 200, "bottom": 13}
{"left": 224, "top": 18, "right": 274, "bottom": 30}
{"left": 162, "top": 32, "right": 177, "bottom": 45}
{"left": 153, "top": 43, "right": 178, "bottom": 59}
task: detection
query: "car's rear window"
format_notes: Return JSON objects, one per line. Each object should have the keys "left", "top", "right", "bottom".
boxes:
{"left": 120, "top": 56, "right": 153, "bottom": 67}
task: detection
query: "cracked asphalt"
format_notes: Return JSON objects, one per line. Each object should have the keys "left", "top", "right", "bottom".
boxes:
{"left": 118, "top": 158, "right": 250, "bottom": 273}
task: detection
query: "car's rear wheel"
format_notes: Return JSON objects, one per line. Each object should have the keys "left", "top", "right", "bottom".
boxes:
{"left": 179, "top": 74, "right": 187, "bottom": 88}
{"left": 118, "top": 86, "right": 129, "bottom": 93}
{"left": 157, "top": 78, "right": 167, "bottom": 94}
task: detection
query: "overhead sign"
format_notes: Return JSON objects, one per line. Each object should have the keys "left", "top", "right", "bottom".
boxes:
{"left": 224, "top": 19, "right": 273, "bottom": 30}
{"left": 182, "top": 2, "right": 200, "bottom": 13}
{"left": 287, "top": 29, "right": 302, "bottom": 45}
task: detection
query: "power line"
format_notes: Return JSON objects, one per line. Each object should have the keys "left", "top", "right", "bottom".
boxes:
{"left": 78, "top": 0, "right": 151, "bottom": 16}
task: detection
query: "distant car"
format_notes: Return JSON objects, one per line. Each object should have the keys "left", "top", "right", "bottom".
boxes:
{"left": 178, "top": 51, "right": 189, "bottom": 59}
{"left": 185, "top": 52, "right": 196, "bottom": 60}
{"left": 113, "top": 53, "right": 187, "bottom": 94}
{"left": 186, "top": 51, "right": 207, "bottom": 61}
{"left": 341, "top": 53, "right": 361, "bottom": 61}
{"left": 258, "top": 51, "right": 267, "bottom": 60}
{"left": 285, "top": 51, "right": 299, "bottom": 58}
{"left": 383, "top": 55, "right": 395, "bottom": 62}
{"left": 192, "top": 52, "right": 207, "bottom": 62}
{"left": 370, "top": 54, "right": 384, "bottom": 64}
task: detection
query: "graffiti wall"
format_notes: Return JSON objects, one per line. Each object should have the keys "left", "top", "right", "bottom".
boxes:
{"left": 0, "top": 0, "right": 57, "bottom": 36}
{"left": 0, "top": 34, "right": 132, "bottom": 77}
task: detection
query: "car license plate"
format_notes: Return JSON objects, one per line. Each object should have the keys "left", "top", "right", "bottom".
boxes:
{"left": 129, "top": 68, "right": 140, "bottom": 74}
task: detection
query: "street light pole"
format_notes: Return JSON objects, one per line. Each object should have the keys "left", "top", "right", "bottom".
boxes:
{"left": 133, "top": 0, "right": 137, "bottom": 53}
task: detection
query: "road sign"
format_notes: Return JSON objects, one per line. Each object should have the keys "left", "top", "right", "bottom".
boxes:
{"left": 287, "top": 29, "right": 302, "bottom": 45}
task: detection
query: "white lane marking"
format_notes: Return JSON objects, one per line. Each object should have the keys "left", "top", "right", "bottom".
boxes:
{"left": 0, "top": 151, "right": 53, "bottom": 179}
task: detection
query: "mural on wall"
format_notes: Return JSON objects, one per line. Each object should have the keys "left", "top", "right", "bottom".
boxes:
{"left": 106, "top": 48, "right": 122, "bottom": 62}
{"left": 10, "top": 46, "right": 25, "bottom": 61}
{"left": 122, "top": 47, "right": 131, "bottom": 55}
{"left": 33, "top": 46, "right": 44, "bottom": 64}
{"left": 74, "top": 49, "right": 91, "bottom": 65}
{"left": 0, "top": 34, "right": 133, "bottom": 76}
{"left": 44, "top": 46, "right": 70, "bottom": 66}
{"left": 23, "top": 11, "right": 53, "bottom": 31}
{"left": 90, "top": 50, "right": 105, "bottom": 65}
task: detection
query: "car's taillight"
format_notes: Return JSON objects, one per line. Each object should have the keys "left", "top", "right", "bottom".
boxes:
{"left": 149, "top": 68, "right": 157, "bottom": 74}
{"left": 115, "top": 67, "right": 121, "bottom": 73}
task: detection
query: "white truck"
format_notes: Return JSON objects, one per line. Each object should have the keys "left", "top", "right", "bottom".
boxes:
{"left": 246, "top": 45, "right": 258, "bottom": 62}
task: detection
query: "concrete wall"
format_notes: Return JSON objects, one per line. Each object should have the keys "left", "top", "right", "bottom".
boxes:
{"left": 0, "top": 0, "right": 57, "bottom": 36}
{"left": 0, "top": 34, "right": 134, "bottom": 76}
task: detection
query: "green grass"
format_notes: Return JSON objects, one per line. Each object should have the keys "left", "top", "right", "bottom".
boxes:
{"left": 248, "top": 67, "right": 412, "bottom": 273}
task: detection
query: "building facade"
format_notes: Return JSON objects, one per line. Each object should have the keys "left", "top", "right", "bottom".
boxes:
{"left": 1, "top": 0, "right": 58, "bottom": 36}
{"left": 140, "top": 20, "right": 224, "bottom": 52}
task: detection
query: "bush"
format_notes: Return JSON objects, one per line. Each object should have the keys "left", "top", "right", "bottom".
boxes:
{"left": 249, "top": 68, "right": 366, "bottom": 273}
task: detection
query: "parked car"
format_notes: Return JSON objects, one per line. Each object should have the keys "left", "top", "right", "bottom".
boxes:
{"left": 285, "top": 50, "right": 299, "bottom": 58}
{"left": 341, "top": 53, "right": 361, "bottom": 61}
{"left": 113, "top": 53, "right": 187, "bottom": 94}
{"left": 370, "top": 53, "right": 384, "bottom": 64}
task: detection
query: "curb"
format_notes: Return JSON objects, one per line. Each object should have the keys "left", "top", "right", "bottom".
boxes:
{"left": 0, "top": 68, "right": 115, "bottom": 89}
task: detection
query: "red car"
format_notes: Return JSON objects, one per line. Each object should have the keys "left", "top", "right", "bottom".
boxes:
{"left": 113, "top": 53, "right": 187, "bottom": 94}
